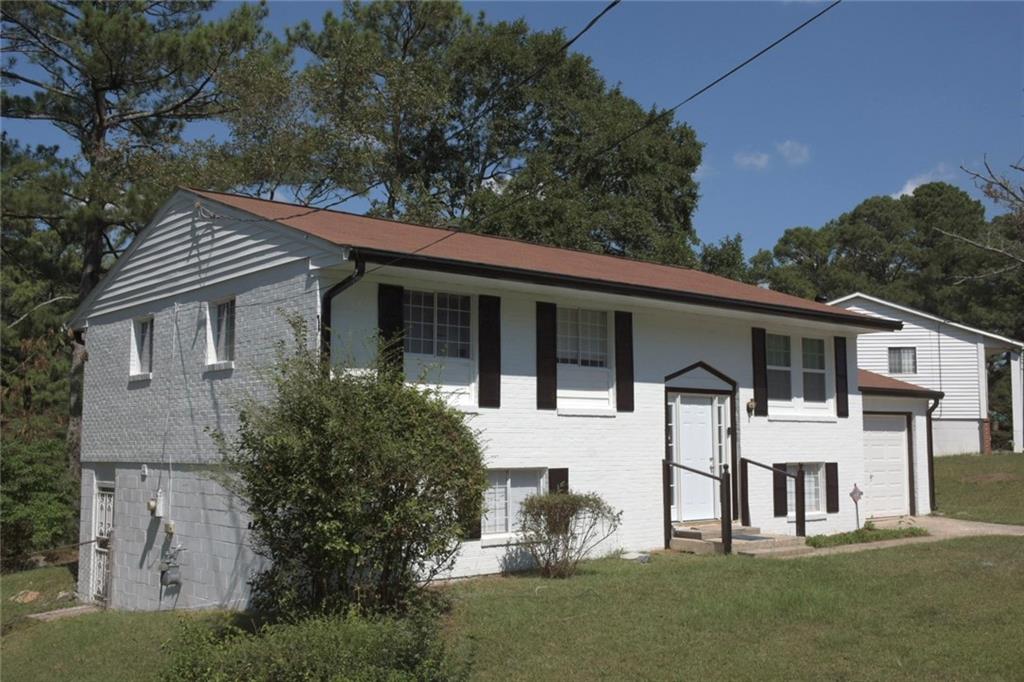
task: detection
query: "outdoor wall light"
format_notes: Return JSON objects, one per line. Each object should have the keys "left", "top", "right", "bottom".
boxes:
{"left": 746, "top": 398, "right": 757, "bottom": 417}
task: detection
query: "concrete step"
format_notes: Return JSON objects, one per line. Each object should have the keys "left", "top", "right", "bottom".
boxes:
{"left": 669, "top": 537, "right": 721, "bottom": 555}
{"left": 673, "top": 524, "right": 760, "bottom": 540}
{"left": 737, "top": 545, "right": 816, "bottom": 559}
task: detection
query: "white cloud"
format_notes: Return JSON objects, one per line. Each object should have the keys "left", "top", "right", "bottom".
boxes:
{"left": 733, "top": 151, "right": 770, "bottom": 171}
{"left": 891, "top": 162, "right": 954, "bottom": 198}
{"left": 776, "top": 140, "right": 810, "bottom": 166}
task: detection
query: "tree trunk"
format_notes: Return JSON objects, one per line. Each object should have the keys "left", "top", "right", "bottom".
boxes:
{"left": 66, "top": 211, "right": 106, "bottom": 480}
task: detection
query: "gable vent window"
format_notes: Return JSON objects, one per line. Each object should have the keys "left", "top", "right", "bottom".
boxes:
{"left": 888, "top": 347, "right": 917, "bottom": 374}
{"left": 766, "top": 333, "right": 792, "bottom": 401}
{"left": 557, "top": 308, "right": 608, "bottom": 367}
{"left": 403, "top": 290, "right": 471, "bottom": 359}
{"left": 801, "top": 338, "right": 827, "bottom": 403}
{"left": 130, "top": 317, "right": 153, "bottom": 377}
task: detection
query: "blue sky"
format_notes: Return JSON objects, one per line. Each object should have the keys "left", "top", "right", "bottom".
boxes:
{"left": 4, "top": 1, "right": 1021, "bottom": 255}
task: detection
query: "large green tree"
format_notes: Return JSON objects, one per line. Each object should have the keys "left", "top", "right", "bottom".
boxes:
{"left": 284, "top": 0, "right": 703, "bottom": 264}
{"left": 1, "top": 0, "right": 277, "bottom": 473}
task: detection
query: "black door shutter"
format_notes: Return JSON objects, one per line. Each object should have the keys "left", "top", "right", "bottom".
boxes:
{"left": 378, "top": 284, "right": 404, "bottom": 368}
{"left": 825, "top": 462, "right": 839, "bottom": 513}
{"left": 614, "top": 311, "right": 634, "bottom": 412}
{"left": 773, "top": 462, "right": 788, "bottom": 517}
{"left": 478, "top": 295, "right": 501, "bottom": 408}
{"left": 752, "top": 328, "right": 768, "bottom": 416}
{"left": 536, "top": 302, "right": 557, "bottom": 410}
{"left": 548, "top": 468, "right": 569, "bottom": 494}
{"left": 834, "top": 337, "right": 849, "bottom": 418}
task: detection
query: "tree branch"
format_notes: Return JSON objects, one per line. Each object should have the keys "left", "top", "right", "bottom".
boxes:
{"left": 8, "top": 295, "right": 76, "bottom": 328}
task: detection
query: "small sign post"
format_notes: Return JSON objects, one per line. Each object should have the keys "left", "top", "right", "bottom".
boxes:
{"left": 850, "top": 484, "right": 864, "bottom": 529}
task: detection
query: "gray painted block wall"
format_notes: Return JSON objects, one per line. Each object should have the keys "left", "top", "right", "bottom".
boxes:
{"left": 77, "top": 261, "right": 319, "bottom": 609}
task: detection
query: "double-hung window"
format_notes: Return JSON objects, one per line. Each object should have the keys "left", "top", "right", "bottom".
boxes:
{"left": 766, "top": 334, "right": 792, "bottom": 401}
{"left": 767, "top": 333, "right": 831, "bottom": 411}
{"left": 555, "top": 307, "right": 612, "bottom": 409}
{"left": 482, "top": 469, "right": 544, "bottom": 536}
{"left": 131, "top": 317, "right": 153, "bottom": 377}
{"left": 888, "top": 347, "right": 916, "bottom": 374}
{"left": 786, "top": 463, "right": 823, "bottom": 514}
{"left": 403, "top": 290, "right": 471, "bottom": 359}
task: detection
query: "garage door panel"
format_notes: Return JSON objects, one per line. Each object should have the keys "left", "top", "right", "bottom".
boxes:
{"left": 863, "top": 415, "right": 909, "bottom": 518}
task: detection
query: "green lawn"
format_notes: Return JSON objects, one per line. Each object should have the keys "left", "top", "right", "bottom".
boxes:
{"left": 445, "top": 537, "right": 1024, "bottom": 681}
{"left": 934, "top": 453, "right": 1024, "bottom": 525}
{"left": 1, "top": 564, "right": 77, "bottom": 631}
{"left": 4, "top": 538, "right": 1024, "bottom": 681}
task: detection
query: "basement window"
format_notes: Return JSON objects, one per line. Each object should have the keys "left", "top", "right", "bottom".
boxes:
{"left": 482, "top": 469, "right": 545, "bottom": 537}
{"left": 786, "top": 463, "right": 823, "bottom": 514}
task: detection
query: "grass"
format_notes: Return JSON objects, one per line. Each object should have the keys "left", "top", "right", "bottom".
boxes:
{"left": 1, "top": 564, "right": 78, "bottom": 631}
{"left": 444, "top": 537, "right": 1024, "bottom": 681}
{"left": 5, "top": 538, "right": 1024, "bottom": 680}
{"left": 805, "top": 523, "right": 929, "bottom": 548}
{"left": 934, "top": 453, "right": 1024, "bottom": 525}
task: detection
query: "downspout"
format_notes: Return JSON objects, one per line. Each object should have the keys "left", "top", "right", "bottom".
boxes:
{"left": 320, "top": 254, "right": 365, "bottom": 360}
{"left": 926, "top": 396, "right": 941, "bottom": 511}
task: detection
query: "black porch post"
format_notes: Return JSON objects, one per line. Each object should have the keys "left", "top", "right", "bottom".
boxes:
{"left": 795, "top": 464, "right": 806, "bottom": 538}
{"left": 720, "top": 464, "right": 732, "bottom": 555}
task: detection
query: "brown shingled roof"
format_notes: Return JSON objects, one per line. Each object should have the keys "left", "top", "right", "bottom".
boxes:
{"left": 189, "top": 188, "right": 899, "bottom": 331}
{"left": 858, "top": 369, "right": 944, "bottom": 398}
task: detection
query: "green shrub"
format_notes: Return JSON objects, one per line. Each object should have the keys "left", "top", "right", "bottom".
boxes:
{"left": 0, "top": 433, "right": 77, "bottom": 571}
{"left": 517, "top": 491, "right": 622, "bottom": 578}
{"left": 161, "top": 612, "right": 467, "bottom": 682}
{"left": 213, "top": 321, "right": 486, "bottom": 616}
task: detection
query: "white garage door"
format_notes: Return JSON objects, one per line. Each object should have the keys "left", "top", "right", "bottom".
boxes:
{"left": 863, "top": 415, "right": 909, "bottom": 518}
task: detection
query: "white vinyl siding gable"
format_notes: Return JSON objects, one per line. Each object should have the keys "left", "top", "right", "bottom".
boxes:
{"left": 839, "top": 299, "right": 984, "bottom": 419}
{"left": 75, "top": 191, "right": 343, "bottom": 326}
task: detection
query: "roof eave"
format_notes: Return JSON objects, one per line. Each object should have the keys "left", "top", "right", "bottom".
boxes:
{"left": 356, "top": 248, "right": 901, "bottom": 331}
{"left": 860, "top": 387, "right": 945, "bottom": 400}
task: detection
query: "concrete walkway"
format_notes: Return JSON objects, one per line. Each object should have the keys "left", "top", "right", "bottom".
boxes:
{"left": 779, "top": 515, "right": 1024, "bottom": 559}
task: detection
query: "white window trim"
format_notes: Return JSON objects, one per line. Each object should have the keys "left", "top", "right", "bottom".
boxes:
{"left": 129, "top": 316, "right": 154, "bottom": 381}
{"left": 204, "top": 298, "right": 236, "bottom": 370}
{"left": 554, "top": 303, "right": 616, "bottom": 410}
{"left": 766, "top": 332, "right": 834, "bottom": 415}
{"left": 401, "top": 288, "right": 478, "bottom": 407}
{"left": 481, "top": 468, "right": 547, "bottom": 539}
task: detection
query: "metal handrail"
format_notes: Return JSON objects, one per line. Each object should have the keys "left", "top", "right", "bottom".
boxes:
{"left": 666, "top": 460, "right": 722, "bottom": 482}
{"left": 662, "top": 460, "right": 732, "bottom": 555}
{"left": 739, "top": 457, "right": 805, "bottom": 537}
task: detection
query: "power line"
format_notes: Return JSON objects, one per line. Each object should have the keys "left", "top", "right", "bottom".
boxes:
{"left": 362, "top": 0, "right": 843, "bottom": 276}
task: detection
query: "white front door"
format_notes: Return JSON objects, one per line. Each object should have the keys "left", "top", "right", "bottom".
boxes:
{"left": 863, "top": 415, "right": 909, "bottom": 518}
{"left": 675, "top": 395, "right": 717, "bottom": 521}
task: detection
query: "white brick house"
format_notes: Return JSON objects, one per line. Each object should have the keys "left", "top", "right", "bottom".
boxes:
{"left": 70, "top": 189, "right": 940, "bottom": 611}
{"left": 830, "top": 293, "right": 1024, "bottom": 455}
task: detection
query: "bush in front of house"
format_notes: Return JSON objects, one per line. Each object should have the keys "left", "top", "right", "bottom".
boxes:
{"left": 805, "top": 521, "right": 929, "bottom": 548}
{"left": 0, "top": 431, "right": 77, "bottom": 571}
{"left": 517, "top": 491, "right": 622, "bottom": 578}
{"left": 212, "top": 320, "right": 486, "bottom": 617}
{"left": 161, "top": 612, "right": 467, "bottom": 682}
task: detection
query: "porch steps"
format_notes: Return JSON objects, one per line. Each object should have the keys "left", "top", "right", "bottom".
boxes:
{"left": 670, "top": 522, "right": 813, "bottom": 558}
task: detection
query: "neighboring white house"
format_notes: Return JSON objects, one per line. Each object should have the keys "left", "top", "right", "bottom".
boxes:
{"left": 70, "top": 189, "right": 943, "bottom": 611}
{"left": 830, "top": 293, "right": 1024, "bottom": 455}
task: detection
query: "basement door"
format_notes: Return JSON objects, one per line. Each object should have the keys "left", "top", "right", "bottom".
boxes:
{"left": 863, "top": 415, "right": 910, "bottom": 518}
{"left": 668, "top": 394, "right": 727, "bottom": 522}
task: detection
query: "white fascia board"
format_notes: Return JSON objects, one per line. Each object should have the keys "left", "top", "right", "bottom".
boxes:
{"left": 828, "top": 292, "right": 1023, "bottom": 350}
